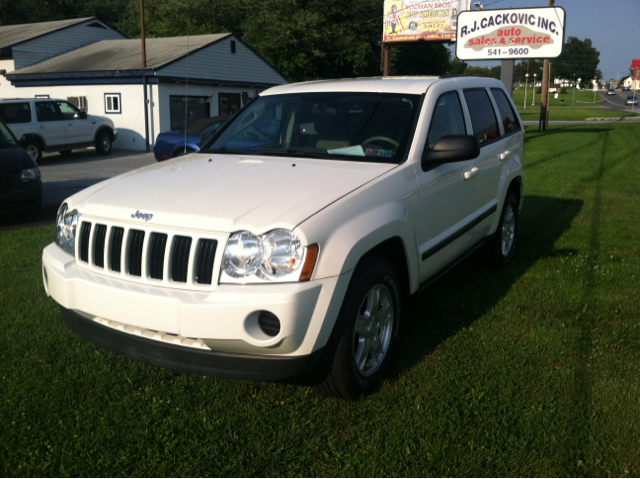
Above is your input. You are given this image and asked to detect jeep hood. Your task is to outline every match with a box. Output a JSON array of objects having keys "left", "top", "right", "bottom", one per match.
[{"left": 71, "top": 153, "right": 395, "bottom": 233}]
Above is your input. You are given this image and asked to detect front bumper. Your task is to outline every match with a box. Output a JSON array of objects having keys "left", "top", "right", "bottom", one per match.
[
  {"left": 60, "top": 306, "right": 324, "bottom": 380},
  {"left": 43, "top": 242, "right": 343, "bottom": 377}
]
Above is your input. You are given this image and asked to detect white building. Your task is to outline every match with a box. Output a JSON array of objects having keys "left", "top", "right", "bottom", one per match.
[{"left": 1, "top": 21, "right": 287, "bottom": 151}]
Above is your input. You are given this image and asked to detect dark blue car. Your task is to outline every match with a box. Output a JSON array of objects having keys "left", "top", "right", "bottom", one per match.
[{"left": 153, "top": 115, "right": 231, "bottom": 162}]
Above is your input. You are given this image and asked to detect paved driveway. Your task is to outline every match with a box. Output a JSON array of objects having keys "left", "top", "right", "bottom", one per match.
[{"left": 1, "top": 148, "right": 156, "bottom": 231}]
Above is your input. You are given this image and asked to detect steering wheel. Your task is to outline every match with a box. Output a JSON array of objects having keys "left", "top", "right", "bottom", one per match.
[
  {"left": 243, "top": 127, "right": 268, "bottom": 141},
  {"left": 362, "top": 136, "right": 399, "bottom": 148}
]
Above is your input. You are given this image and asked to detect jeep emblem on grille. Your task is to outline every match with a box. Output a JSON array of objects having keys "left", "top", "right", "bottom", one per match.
[{"left": 131, "top": 210, "right": 153, "bottom": 221}]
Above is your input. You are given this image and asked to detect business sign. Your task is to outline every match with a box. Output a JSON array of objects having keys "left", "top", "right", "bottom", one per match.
[
  {"left": 455, "top": 7, "right": 566, "bottom": 60},
  {"left": 382, "top": 1, "right": 471, "bottom": 43}
]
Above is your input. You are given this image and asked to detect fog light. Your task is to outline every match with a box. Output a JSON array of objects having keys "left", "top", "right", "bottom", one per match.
[{"left": 257, "top": 311, "right": 281, "bottom": 337}]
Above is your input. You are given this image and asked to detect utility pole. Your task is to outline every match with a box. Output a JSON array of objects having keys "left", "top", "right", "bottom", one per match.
[
  {"left": 539, "top": 0, "right": 554, "bottom": 131},
  {"left": 140, "top": 0, "right": 147, "bottom": 68}
]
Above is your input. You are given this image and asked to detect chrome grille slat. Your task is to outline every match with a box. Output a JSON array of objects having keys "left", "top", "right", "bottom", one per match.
[{"left": 76, "top": 218, "right": 222, "bottom": 291}]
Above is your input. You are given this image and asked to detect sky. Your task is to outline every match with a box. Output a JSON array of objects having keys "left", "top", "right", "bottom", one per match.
[{"left": 455, "top": 0, "right": 639, "bottom": 82}]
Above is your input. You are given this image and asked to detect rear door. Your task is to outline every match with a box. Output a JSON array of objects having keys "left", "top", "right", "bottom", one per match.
[
  {"left": 415, "top": 90, "right": 480, "bottom": 282},
  {"left": 35, "top": 101, "right": 66, "bottom": 147}
]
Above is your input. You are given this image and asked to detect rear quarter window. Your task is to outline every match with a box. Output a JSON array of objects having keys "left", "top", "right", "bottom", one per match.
[
  {"left": 491, "top": 88, "right": 520, "bottom": 134},
  {"left": 463, "top": 89, "right": 499, "bottom": 145},
  {"left": 0, "top": 103, "right": 32, "bottom": 124}
]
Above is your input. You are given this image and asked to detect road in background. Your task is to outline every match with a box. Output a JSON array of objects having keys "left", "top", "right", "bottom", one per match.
[
  {"left": 1, "top": 148, "right": 155, "bottom": 231},
  {"left": 598, "top": 90, "right": 639, "bottom": 113}
]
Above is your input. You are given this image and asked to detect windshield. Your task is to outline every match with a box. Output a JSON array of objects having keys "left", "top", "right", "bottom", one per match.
[
  {"left": 202, "top": 92, "right": 421, "bottom": 163},
  {"left": 0, "top": 121, "right": 17, "bottom": 148}
]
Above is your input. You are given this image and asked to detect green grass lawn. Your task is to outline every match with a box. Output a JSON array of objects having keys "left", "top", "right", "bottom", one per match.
[
  {"left": 2, "top": 124, "right": 640, "bottom": 476},
  {"left": 512, "top": 87, "right": 603, "bottom": 107},
  {"left": 517, "top": 107, "right": 640, "bottom": 122}
]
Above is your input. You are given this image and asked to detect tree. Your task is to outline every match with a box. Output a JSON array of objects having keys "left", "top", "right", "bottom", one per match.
[
  {"left": 448, "top": 57, "right": 467, "bottom": 75},
  {"left": 514, "top": 59, "right": 543, "bottom": 83},
  {"left": 392, "top": 41, "right": 450, "bottom": 76},
  {"left": 552, "top": 37, "right": 600, "bottom": 83}
]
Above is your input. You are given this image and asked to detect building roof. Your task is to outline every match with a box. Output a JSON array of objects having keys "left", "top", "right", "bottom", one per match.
[
  {"left": 0, "top": 17, "right": 94, "bottom": 50},
  {"left": 11, "top": 34, "right": 232, "bottom": 74},
  {"left": 632, "top": 60, "right": 640, "bottom": 69}
]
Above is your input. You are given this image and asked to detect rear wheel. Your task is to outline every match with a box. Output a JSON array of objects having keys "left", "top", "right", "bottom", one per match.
[
  {"left": 95, "top": 130, "right": 113, "bottom": 155},
  {"left": 487, "top": 191, "right": 518, "bottom": 267},
  {"left": 314, "top": 258, "right": 401, "bottom": 400}
]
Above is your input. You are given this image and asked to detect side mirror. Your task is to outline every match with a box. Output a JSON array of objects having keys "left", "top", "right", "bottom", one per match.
[
  {"left": 421, "top": 135, "right": 480, "bottom": 170},
  {"left": 78, "top": 111, "right": 87, "bottom": 120}
]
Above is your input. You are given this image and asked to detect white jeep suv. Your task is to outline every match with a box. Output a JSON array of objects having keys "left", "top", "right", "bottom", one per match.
[
  {"left": 0, "top": 98, "right": 117, "bottom": 162},
  {"left": 42, "top": 76, "right": 524, "bottom": 399}
]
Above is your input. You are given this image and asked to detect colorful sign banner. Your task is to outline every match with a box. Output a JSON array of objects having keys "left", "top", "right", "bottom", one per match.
[
  {"left": 455, "top": 7, "right": 566, "bottom": 60},
  {"left": 382, "top": 1, "right": 471, "bottom": 43}
]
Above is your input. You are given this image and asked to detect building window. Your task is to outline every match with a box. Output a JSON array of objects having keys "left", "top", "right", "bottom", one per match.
[
  {"left": 105, "top": 93, "right": 121, "bottom": 114},
  {"left": 68, "top": 96, "right": 87, "bottom": 111},
  {"left": 218, "top": 93, "right": 241, "bottom": 115},
  {"left": 230, "top": 41, "right": 236, "bottom": 54}
]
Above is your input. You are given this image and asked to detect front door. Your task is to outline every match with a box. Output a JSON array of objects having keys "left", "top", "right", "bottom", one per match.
[
  {"left": 57, "top": 101, "right": 92, "bottom": 145},
  {"left": 415, "top": 90, "right": 480, "bottom": 282},
  {"left": 35, "top": 101, "right": 66, "bottom": 147}
]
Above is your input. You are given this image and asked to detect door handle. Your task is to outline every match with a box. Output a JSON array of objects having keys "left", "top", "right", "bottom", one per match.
[
  {"left": 463, "top": 167, "right": 479, "bottom": 180},
  {"left": 500, "top": 150, "right": 511, "bottom": 161},
  {"left": 39, "top": 125, "right": 45, "bottom": 129}
]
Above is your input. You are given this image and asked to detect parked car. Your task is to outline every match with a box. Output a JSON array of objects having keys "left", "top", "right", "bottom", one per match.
[
  {"left": 0, "top": 117, "right": 41, "bottom": 216},
  {"left": 607, "top": 89, "right": 616, "bottom": 95},
  {"left": 42, "top": 76, "right": 525, "bottom": 400},
  {"left": 0, "top": 99, "right": 117, "bottom": 162},
  {"left": 623, "top": 87, "right": 630, "bottom": 91},
  {"left": 153, "top": 115, "right": 231, "bottom": 161},
  {"left": 626, "top": 96, "right": 638, "bottom": 106}
]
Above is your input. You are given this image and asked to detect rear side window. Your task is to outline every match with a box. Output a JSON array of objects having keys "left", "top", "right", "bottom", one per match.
[
  {"left": 0, "top": 102, "right": 31, "bottom": 124},
  {"left": 491, "top": 88, "right": 520, "bottom": 134},
  {"left": 427, "top": 91, "right": 466, "bottom": 149},
  {"left": 463, "top": 89, "right": 499, "bottom": 145}
]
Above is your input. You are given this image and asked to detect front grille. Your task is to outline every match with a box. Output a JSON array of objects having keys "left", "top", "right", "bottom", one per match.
[
  {"left": 76, "top": 219, "right": 219, "bottom": 288},
  {"left": 0, "top": 170, "right": 18, "bottom": 191}
]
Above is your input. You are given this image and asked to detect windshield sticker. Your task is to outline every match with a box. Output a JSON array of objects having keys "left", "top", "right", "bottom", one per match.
[
  {"left": 327, "top": 145, "right": 365, "bottom": 156},
  {"left": 365, "top": 148, "right": 393, "bottom": 158}
]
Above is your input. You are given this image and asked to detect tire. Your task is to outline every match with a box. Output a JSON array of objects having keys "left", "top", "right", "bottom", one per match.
[
  {"left": 314, "top": 258, "right": 401, "bottom": 400},
  {"left": 58, "top": 150, "right": 72, "bottom": 156},
  {"left": 487, "top": 191, "right": 518, "bottom": 267},
  {"left": 23, "top": 140, "right": 42, "bottom": 163},
  {"left": 95, "top": 130, "right": 113, "bottom": 155}
]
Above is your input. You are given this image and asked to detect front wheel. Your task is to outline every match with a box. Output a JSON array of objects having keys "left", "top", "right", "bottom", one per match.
[
  {"left": 24, "top": 140, "right": 42, "bottom": 163},
  {"left": 95, "top": 130, "right": 113, "bottom": 155},
  {"left": 314, "top": 258, "right": 401, "bottom": 400}
]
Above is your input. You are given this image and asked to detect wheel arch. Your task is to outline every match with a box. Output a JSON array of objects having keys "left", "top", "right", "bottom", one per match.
[
  {"left": 93, "top": 126, "right": 113, "bottom": 143},
  {"left": 22, "top": 132, "right": 46, "bottom": 148}
]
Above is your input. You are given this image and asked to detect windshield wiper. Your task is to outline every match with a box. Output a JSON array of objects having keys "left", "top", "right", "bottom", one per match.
[
  {"left": 204, "top": 147, "right": 247, "bottom": 154},
  {"left": 255, "top": 149, "right": 325, "bottom": 159}
]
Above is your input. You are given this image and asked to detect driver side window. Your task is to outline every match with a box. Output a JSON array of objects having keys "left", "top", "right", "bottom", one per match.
[
  {"left": 57, "top": 101, "right": 81, "bottom": 120},
  {"left": 427, "top": 91, "right": 467, "bottom": 149}
]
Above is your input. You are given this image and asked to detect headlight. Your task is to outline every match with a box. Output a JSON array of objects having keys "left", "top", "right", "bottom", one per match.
[
  {"left": 221, "top": 229, "right": 312, "bottom": 283},
  {"left": 55, "top": 203, "right": 79, "bottom": 255},
  {"left": 21, "top": 167, "right": 40, "bottom": 182}
]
